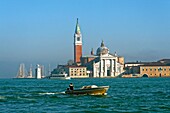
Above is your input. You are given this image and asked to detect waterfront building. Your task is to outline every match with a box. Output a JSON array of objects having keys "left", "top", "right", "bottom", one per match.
[
  {"left": 51, "top": 65, "right": 88, "bottom": 78},
  {"left": 65, "top": 66, "right": 88, "bottom": 78},
  {"left": 140, "top": 62, "right": 170, "bottom": 77},
  {"left": 124, "top": 61, "right": 146, "bottom": 67},
  {"left": 124, "top": 59, "right": 170, "bottom": 77},
  {"left": 123, "top": 61, "right": 147, "bottom": 77},
  {"left": 82, "top": 41, "right": 124, "bottom": 77},
  {"left": 74, "top": 18, "right": 82, "bottom": 65}
]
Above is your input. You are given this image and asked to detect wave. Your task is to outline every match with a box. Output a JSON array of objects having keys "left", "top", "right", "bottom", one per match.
[{"left": 0, "top": 96, "right": 6, "bottom": 100}]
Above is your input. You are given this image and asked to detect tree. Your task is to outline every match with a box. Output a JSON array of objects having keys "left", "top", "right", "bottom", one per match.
[{"left": 67, "top": 60, "right": 74, "bottom": 65}]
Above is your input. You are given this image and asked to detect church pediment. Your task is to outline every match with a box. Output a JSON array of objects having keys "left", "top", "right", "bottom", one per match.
[{"left": 100, "top": 53, "right": 116, "bottom": 58}]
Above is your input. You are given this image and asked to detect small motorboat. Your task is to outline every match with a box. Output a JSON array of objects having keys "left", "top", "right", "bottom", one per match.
[{"left": 65, "top": 85, "right": 109, "bottom": 95}]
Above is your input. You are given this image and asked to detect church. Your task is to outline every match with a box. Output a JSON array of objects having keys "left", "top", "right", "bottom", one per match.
[{"left": 73, "top": 19, "right": 124, "bottom": 78}]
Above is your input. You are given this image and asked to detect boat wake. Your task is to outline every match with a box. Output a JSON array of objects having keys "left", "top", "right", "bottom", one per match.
[{"left": 38, "top": 91, "right": 65, "bottom": 95}]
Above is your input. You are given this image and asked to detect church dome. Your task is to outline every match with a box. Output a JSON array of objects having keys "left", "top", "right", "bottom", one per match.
[{"left": 96, "top": 41, "right": 109, "bottom": 55}]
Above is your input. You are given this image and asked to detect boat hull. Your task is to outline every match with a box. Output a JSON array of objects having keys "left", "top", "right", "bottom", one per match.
[
  {"left": 65, "top": 86, "right": 109, "bottom": 95},
  {"left": 45, "top": 73, "right": 71, "bottom": 80},
  {"left": 47, "top": 76, "right": 71, "bottom": 80}
]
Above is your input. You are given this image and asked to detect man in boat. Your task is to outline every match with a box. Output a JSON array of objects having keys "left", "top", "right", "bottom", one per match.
[{"left": 69, "top": 83, "right": 74, "bottom": 90}]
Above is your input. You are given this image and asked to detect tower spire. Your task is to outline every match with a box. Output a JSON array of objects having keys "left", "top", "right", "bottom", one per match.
[{"left": 75, "top": 18, "right": 81, "bottom": 34}]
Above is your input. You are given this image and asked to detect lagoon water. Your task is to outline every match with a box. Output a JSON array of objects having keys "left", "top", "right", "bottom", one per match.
[{"left": 0, "top": 78, "right": 170, "bottom": 113}]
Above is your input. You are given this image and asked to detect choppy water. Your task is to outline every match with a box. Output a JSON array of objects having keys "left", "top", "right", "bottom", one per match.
[{"left": 0, "top": 78, "right": 170, "bottom": 113}]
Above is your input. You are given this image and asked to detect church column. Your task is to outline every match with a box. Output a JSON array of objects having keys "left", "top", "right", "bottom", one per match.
[
  {"left": 114, "top": 59, "right": 117, "bottom": 76},
  {"left": 110, "top": 59, "right": 113, "bottom": 77},
  {"left": 100, "top": 59, "right": 103, "bottom": 77},
  {"left": 103, "top": 59, "right": 107, "bottom": 77},
  {"left": 93, "top": 61, "right": 96, "bottom": 78},
  {"left": 114, "top": 59, "right": 116, "bottom": 76}
]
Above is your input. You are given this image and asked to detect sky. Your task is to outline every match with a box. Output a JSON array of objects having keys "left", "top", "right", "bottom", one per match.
[{"left": 0, "top": 0, "right": 170, "bottom": 78}]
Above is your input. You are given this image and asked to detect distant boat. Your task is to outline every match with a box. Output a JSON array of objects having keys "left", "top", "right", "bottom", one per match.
[
  {"left": 16, "top": 64, "right": 34, "bottom": 79},
  {"left": 46, "top": 72, "right": 71, "bottom": 80},
  {"left": 16, "top": 63, "right": 27, "bottom": 78},
  {"left": 65, "top": 85, "right": 109, "bottom": 95},
  {"left": 27, "top": 65, "right": 33, "bottom": 78}
]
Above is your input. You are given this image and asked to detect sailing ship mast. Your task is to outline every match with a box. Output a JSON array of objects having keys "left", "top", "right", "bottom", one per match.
[
  {"left": 17, "top": 63, "right": 26, "bottom": 78},
  {"left": 27, "top": 64, "right": 33, "bottom": 78},
  {"left": 48, "top": 64, "right": 51, "bottom": 76}
]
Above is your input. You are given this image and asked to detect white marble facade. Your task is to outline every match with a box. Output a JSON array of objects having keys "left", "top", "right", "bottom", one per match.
[{"left": 92, "top": 41, "right": 124, "bottom": 77}]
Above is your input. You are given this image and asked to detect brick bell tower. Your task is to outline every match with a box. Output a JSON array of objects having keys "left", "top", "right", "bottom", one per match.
[{"left": 74, "top": 18, "right": 82, "bottom": 64}]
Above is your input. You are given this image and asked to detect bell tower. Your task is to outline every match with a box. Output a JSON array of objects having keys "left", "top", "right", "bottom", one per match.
[{"left": 74, "top": 18, "right": 82, "bottom": 64}]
